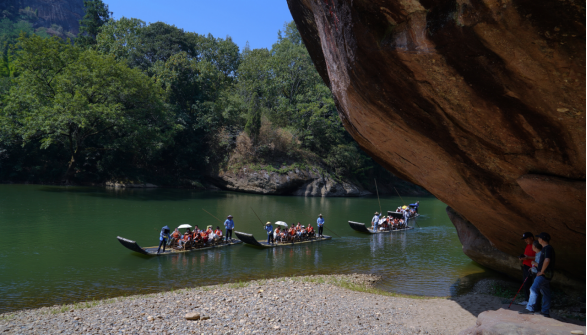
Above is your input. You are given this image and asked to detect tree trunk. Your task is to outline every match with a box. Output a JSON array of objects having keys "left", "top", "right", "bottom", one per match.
[
  {"left": 62, "top": 133, "right": 78, "bottom": 184},
  {"left": 62, "top": 154, "right": 76, "bottom": 184}
]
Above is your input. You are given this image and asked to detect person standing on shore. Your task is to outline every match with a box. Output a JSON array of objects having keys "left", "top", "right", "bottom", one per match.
[
  {"left": 520, "top": 232, "right": 555, "bottom": 317},
  {"left": 372, "top": 212, "right": 380, "bottom": 232},
  {"left": 317, "top": 214, "right": 325, "bottom": 237},
  {"left": 518, "top": 232, "right": 536, "bottom": 306},
  {"left": 224, "top": 215, "right": 234, "bottom": 242}
]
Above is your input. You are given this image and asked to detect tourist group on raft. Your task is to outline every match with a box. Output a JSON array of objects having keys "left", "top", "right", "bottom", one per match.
[
  {"left": 263, "top": 216, "right": 324, "bottom": 245},
  {"left": 156, "top": 214, "right": 327, "bottom": 253},
  {"left": 370, "top": 201, "right": 419, "bottom": 232}
]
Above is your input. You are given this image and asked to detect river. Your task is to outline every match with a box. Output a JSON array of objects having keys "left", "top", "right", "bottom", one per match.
[{"left": 0, "top": 185, "right": 494, "bottom": 313}]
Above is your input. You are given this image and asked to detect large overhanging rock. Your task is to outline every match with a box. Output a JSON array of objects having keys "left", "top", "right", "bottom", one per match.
[{"left": 287, "top": 0, "right": 585, "bottom": 279}]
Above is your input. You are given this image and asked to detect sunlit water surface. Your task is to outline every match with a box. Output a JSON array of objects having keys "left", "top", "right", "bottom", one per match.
[{"left": 0, "top": 185, "right": 495, "bottom": 313}]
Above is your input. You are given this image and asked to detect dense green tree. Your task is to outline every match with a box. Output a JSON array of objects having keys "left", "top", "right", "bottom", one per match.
[
  {"left": 0, "top": 18, "right": 407, "bottom": 188},
  {"left": 128, "top": 22, "right": 196, "bottom": 73},
  {"left": 1, "top": 34, "right": 176, "bottom": 182},
  {"left": 195, "top": 34, "right": 240, "bottom": 77},
  {"left": 227, "top": 22, "right": 366, "bottom": 176},
  {"left": 244, "top": 93, "right": 262, "bottom": 143},
  {"left": 95, "top": 17, "right": 146, "bottom": 61},
  {"left": 76, "top": 0, "right": 110, "bottom": 48}
]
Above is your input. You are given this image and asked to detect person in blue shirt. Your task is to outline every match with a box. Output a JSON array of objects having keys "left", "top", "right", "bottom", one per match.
[
  {"left": 265, "top": 222, "right": 274, "bottom": 244},
  {"left": 224, "top": 215, "right": 235, "bottom": 242},
  {"left": 409, "top": 201, "right": 420, "bottom": 214},
  {"left": 157, "top": 225, "right": 170, "bottom": 254},
  {"left": 317, "top": 214, "right": 325, "bottom": 237},
  {"left": 372, "top": 212, "right": 380, "bottom": 232}
]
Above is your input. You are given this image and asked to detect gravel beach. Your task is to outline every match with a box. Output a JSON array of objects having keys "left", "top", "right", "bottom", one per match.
[{"left": 0, "top": 274, "right": 580, "bottom": 335}]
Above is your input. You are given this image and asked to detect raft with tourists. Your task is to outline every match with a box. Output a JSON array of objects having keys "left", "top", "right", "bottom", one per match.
[
  {"left": 349, "top": 202, "right": 420, "bottom": 234},
  {"left": 235, "top": 221, "right": 331, "bottom": 248},
  {"left": 117, "top": 224, "right": 242, "bottom": 256}
]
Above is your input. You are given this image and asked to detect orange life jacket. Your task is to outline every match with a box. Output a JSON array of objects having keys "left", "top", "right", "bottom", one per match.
[
  {"left": 215, "top": 229, "right": 222, "bottom": 236},
  {"left": 206, "top": 228, "right": 212, "bottom": 234},
  {"left": 172, "top": 231, "right": 180, "bottom": 239}
]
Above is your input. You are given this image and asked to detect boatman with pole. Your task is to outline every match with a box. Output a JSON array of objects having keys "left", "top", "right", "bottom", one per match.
[
  {"left": 317, "top": 214, "right": 325, "bottom": 237},
  {"left": 265, "top": 222, "right": 274, "bottom": 244},
  {"left": 372, "top": 212, "right": 380, "bottom": 232},
  {"left": 224, "top": 215, "right": 234, "bottom": 242},
  {"left": 409, "top": 201, "right": 420, "bottom": 214},
  {"left": 403, "top": 209, "right": 410, "bottom": 228},
  {"left": 157, "top": 225, "right": 170, "bottom": 254}
]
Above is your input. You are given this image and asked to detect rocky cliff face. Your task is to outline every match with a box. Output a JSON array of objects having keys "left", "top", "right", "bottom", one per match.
[
  {"left": 209, "top": 166, "right": 371, "bottom": 197},
  {"left": 1, "top": 0, "right": 84, "bottom": 34},
  {"left": 287, "top": 0, "right": 585, "bottom": 279}
]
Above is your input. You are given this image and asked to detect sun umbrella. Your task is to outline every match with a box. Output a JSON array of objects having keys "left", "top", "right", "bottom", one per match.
[
  {"left": 274, "top": 221, "right": 288, "bottom": 227},
  {"left": 177, "top": 224, "right": 192, "bottom": 229}
]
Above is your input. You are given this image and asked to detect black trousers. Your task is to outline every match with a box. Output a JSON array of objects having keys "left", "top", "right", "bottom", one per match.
[
  {"left": 157, "top": 239, "right": 166, "bottom": 253},
  {"left": 225, "top": 229, "right": 233, "bottom": 240},
  {"left": 318, "top": 226, "right": 323, "bottom": 236}
]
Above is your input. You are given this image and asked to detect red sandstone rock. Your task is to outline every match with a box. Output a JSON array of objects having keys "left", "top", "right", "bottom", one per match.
[
  {"left": 287, "top": 0, "right": 585, "bottom": 279},
  {"left": 459, "top": 308, "right": 586, "bottom": 335}
]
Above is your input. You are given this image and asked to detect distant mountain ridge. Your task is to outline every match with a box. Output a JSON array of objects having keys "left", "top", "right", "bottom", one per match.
[{"left": 1, "top": 0, "right": 84, "bottom": 36}]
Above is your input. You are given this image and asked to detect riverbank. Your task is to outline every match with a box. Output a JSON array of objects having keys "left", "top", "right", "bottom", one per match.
[
  {"left": 2, "top": 274, "right": 584, "bottom": 334},
  {"left": 4, "top": 274, "right": 582, "bottom": 335}
]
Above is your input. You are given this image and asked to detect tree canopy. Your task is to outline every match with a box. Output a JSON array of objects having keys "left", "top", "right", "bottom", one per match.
[
  {"left": 1, "top": 34, "right": 175, "bottom": 181},
  {"left": 0, "top": 18, "right": 394, "bottom": 187}
]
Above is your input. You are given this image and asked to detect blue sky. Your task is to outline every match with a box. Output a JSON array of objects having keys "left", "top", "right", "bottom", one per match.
[{"left": 106, "top": 0, "right": 294, "bottom": 51}]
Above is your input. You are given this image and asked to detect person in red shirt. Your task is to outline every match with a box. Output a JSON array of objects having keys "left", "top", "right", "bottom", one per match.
[
  {"left": 518, "top": 232, "right": 537, "bottom": 306},
  {"left": 307, "top": 224, "right": 315, "bottom": 238}
]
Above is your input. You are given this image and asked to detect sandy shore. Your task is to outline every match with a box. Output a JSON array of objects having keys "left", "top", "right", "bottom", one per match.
[{"left": 0, "top": 274, "right": 582, "bottom": 334}]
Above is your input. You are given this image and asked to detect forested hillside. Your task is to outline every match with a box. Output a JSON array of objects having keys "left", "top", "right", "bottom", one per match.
[{"left": 0, "top": 0, "right": 426, "bottom": 195}]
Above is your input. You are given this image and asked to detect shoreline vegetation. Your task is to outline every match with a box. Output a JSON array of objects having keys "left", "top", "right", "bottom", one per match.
[
  {"left": 1, "top": 274, "right": 584, "bottom": 334},
  {"left": 0, "top": 1, "right": 426, "bottom": 197}
]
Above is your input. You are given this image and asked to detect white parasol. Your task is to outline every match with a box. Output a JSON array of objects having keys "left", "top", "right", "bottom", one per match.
[
  {"left": 177, "top": 224, "right": 192, "bottom": 229},
  {"left": 274, "top": 221, "right": 288, "bottom": 227}
]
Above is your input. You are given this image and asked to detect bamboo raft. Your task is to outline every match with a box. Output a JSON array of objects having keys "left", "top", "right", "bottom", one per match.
[
  {"left": 116, "top": 236, "right": 242, "bottom": 256},
  {"left": 348, "top": 221, "right": 414, "bottom": 234},
  {"left": 234, "top": 231, "right": 331, "bottom": 248}
]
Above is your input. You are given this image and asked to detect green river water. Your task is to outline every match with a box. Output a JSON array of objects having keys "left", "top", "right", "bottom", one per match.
[{"left": 0, "top": 185, "right": 497, "bottom": 313}]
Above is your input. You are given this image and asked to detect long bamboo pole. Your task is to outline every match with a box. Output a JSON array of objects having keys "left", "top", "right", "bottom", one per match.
[
  {"left": 202, "top": 208, "right": 223, "bottom": 223},
  {"left": 374, "top": 178, "right": 382, "bottom": 215},
  {"left": 250, "top": 207, "right": 265, "bottom": 227}
]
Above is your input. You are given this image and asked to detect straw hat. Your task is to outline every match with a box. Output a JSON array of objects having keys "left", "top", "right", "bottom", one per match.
[
  {"left": 318, "top": 213, "right": 323, "bottom": 216},
  {"left": 207, "top": 225, "right": 212, "bottom": 229},
  {"left": 375, "top": 212, "right": 379, "bottom": 215},
  {"left": 265, "top": 222, "right": 272, "bottom": 226},
  {"left": 227, "top": 215, "right": 233, "bottom": 218}
]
